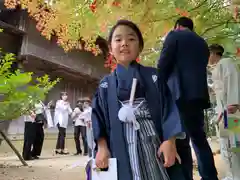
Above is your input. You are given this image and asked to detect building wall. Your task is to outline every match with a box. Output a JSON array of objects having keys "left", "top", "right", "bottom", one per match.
[
  {"left": 5, "top": 14, "right": 108, "bottom": 135},
  {"left": 20, "top": 17, "right": 107, "bottom": 79},
  {"left": 0, "top": 30, "right": 22, "bottom": 54}
]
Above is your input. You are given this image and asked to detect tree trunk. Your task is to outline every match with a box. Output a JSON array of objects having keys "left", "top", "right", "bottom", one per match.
[{"left": 0, "top": 130, "right": 28, "bottom": 166}]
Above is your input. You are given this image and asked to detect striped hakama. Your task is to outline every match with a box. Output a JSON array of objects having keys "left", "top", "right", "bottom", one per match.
[{"left": 123, "top": 98, "right": 169, "bottom": 180}]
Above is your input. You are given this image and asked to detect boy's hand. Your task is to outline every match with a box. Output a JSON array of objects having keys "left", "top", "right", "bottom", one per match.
[{"left": 158, "top": 137, "right": 181, "bottom": 167}]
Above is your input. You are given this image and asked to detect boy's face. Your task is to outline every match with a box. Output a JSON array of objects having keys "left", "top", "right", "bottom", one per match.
[
  {"left": 84, "top": 101, "right": 90, "bottom": 108},
  {"left": 209, "top": 52, "right": 220, "bottom": 65}
]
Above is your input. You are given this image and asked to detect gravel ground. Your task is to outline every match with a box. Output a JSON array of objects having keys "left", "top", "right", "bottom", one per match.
[{"left": 0, "top": 137, "right": 224, "bottom": 180}]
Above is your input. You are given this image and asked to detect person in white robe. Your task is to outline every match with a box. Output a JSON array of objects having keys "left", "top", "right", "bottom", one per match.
[
  {"left": 54, "top": 92, "right": 72, "bottom": 154},
  {"left": 209, "top": 44, "right": 240, "bottom": 180}
]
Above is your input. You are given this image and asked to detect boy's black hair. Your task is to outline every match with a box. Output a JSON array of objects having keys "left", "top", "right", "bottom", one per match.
[
  {"left": 209, "top": 44, "right": 224, "bottom": 57},
  {"left": 174, "top": 17, "right": 194, "bottom": 31},
  {"left": 108, "top": 19, "right": 144, "bottom": 51}
]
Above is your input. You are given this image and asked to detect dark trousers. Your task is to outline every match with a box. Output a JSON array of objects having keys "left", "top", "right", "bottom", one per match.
[
  {"left": 22, "top": 122, "right": 36, "bottom": 160},
  {"left": 176, "top": 105, "right": 218, "bottom": 180},
  {"left": 56, "top": 124, "right": 66, "bottom": 150},
  {"left": 74, "top": 125, "right": 88, "bottom": 154},
  {"left": 31, "top": 123, "right": 44, "bottom": 157},
  {"left": 167, "top": 162, "right": 187, "bottom": 180}
]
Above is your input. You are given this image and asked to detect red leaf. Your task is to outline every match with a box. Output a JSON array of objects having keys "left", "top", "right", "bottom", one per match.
[
  {"left": 175, "top": 8, "right": 181, "bottom": 13},
  {"left": 175, "top": 8, "right": 189, "bottom": 17},
  {"left": 100, "top": 23, "right": 107, "bottom": 32},
  {"left": 180, "top": 11, "right": 189, "bottom": 17},
  {"left": 89, "top": 0, "right": 97, "bottom": 13},
  {"left": 112, "top": 1, "right": 120, "bottom": 7},
  {"left": 234, "top": 119, "right": 239, "bottom": 123},
  {"left": 234, "top": 6, "right": 239, "bottom": 19},
  {"left": 236, "top": 48, "right": 240, "bottom": 56}
]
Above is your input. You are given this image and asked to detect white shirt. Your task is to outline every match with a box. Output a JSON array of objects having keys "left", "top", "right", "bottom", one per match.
[
  {"left": 54, "top": 100, "right": 72, "bottom": 128},
  {"left": 35, "top": 101, "right": 45, "bottom": 114},
  {"left": 24, "top": 115, "right": 34, "bottom": 122},
  {"left": 79, "top": 106, "right": 92, "bottom": 123},
  {"left": 72, "top": 107, "right": 85, "bottom": 126},
  {"left": 24, "top": 102, "right": 45, "bottom": 123},
  {"left": 211, "top": 58, "right": 240, "bottom": 113}
]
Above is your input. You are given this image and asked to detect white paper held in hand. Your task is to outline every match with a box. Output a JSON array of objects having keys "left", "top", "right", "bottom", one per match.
[{"left": 91, "top": 158, "right": 118, "bottom": 180}]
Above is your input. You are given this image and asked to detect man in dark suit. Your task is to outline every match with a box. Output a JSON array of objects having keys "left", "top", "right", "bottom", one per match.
[{"left": 157, "top": 17, "right": 218, "bottom": 180}]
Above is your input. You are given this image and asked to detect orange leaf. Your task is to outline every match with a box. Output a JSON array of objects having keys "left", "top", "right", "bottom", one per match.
[{"left": 236, "top": 48, "right": 240, "bottom": 56}]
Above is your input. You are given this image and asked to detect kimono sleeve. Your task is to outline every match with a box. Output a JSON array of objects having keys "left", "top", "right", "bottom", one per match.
[
  {"left": 91, "top": 89, "right": 107, "bottom": 141},
  {"left": 158, "top": 68, "right": 185, "bottom": 141},
  {"left": 162, "top": 100, "right": 185, "bottom": 140},
  {"left": 161, "top": 82, "right": 185, "bottom": 140}
]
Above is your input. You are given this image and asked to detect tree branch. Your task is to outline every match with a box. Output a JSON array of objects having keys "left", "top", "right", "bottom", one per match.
[
  {"left": 150, "top": 0, "right": 208, "bottom": 23},
  {"left": 200, "top": 19, "right": 237, "bottom": 36},
  {"left": 205, "top": 32, "right": 240, "bottom": 40}
]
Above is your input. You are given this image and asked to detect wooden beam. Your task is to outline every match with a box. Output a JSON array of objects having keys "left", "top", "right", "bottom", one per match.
[{"left": 0, "top": 20, "right": 25, "bottom": 35}]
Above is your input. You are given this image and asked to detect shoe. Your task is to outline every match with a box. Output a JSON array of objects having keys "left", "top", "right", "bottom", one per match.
[
  {"left": 74, "top": 152, "right": 81, "bottom": 156},
  {"left": 59, "top": 151, "right": 69, "bottom": 155},
  {"left": 24, "top": 156, "right": 34, "bottom": 161},
  {"left": 55, "top": 150, "right": 61, "bottom": 154},
  {"left": 83, "top": 152, "right": 88, "bottom": 156},
  {"left": 33, "top": 156, "right": 39, "bottom": 159}
]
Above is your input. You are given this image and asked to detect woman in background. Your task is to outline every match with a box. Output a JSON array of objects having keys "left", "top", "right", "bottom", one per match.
[
  {"left": 22, "top": 112, "right": 36, "bottom": 161},
  {"left": 82, "top": 98, "right": 92, "bottom": 157},
  {"left": 72, "top": 99, "right": 88, "bottom": 156},
  {"left": 31, "top": 100, "right": 47, "bottom": 159},
  {"left": 54, "top": 92, "right": 72, "bottom": 155}
]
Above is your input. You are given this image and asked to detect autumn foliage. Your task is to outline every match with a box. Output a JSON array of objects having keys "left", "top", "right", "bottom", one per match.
[{"left": 4, "top": 0, "right": 239, "bottom": 69}]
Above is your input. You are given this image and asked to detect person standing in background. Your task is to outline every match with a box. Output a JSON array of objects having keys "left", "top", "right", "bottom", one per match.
[
  {"left": 31, "top": 100, "right": 52, "bottom": 159},
  {"left": 22, "top": 112, "right": 36, "bottom": 161},
  {"left": 54, "top": 92, "right": 72, "bottom": 155},
  {"left": 209, "top": 44, "right": 240, "bottom": 180},
  {"left": 82, "top": 98, "right": 93, "bottom": 157},
  {"left": 76, "top": 97, "right": 92, "bottom": 157},
  {"left": 72, "top": 99, "right": 88, "bottom": 156},
  {"left": 157, "top": 17, "right": 218, "bottom": 180}
]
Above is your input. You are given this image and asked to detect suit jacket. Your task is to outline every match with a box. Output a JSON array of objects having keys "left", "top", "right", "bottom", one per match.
[{"left": 158, "top": 29, "right": 210, "bottom": 109}]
